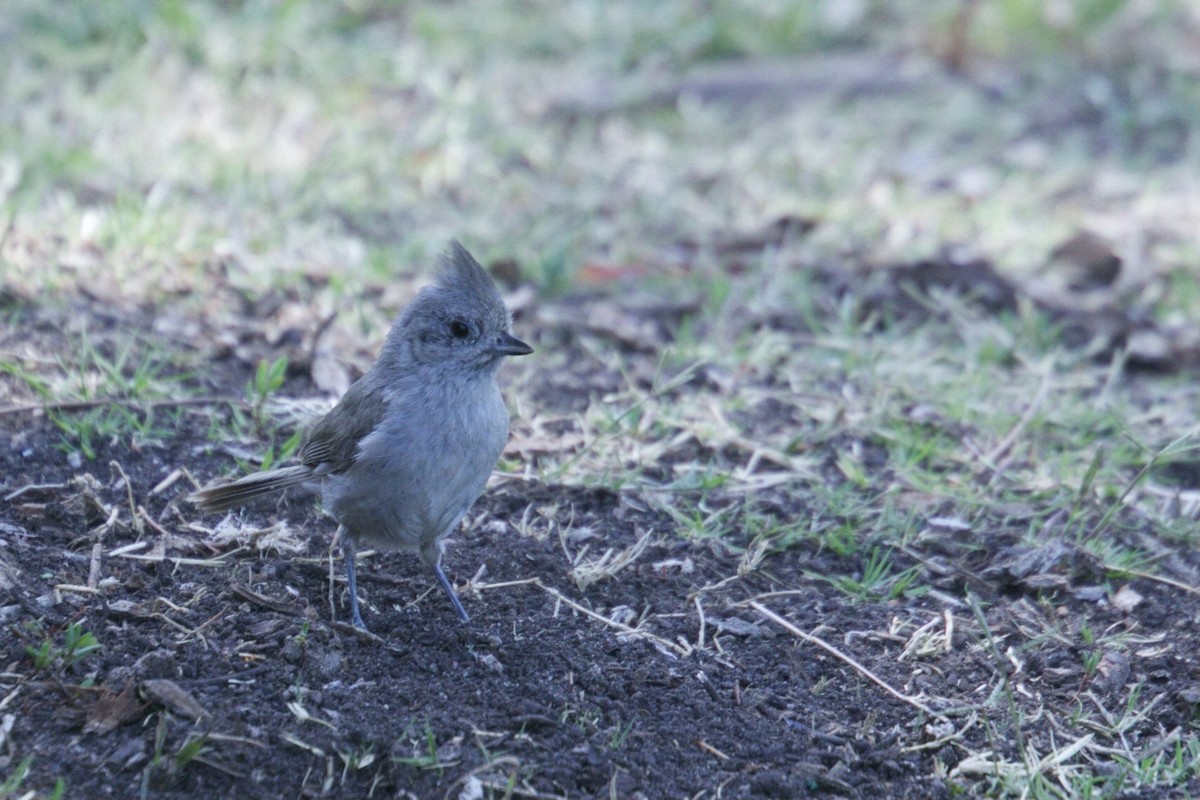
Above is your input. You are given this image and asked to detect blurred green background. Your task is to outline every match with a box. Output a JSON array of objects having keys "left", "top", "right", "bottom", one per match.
[{"left": 1, "top": 0, "right": 1197, "bottom": 302}]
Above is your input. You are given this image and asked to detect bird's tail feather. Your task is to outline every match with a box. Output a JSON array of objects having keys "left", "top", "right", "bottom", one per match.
[{"left": 189, "top": 464, "right": 315, "bottom": 513}]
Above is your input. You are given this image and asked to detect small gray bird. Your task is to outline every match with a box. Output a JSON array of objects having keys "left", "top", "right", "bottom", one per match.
[{"left": 190, "top": 241, "right": 532, "bottom": 630}]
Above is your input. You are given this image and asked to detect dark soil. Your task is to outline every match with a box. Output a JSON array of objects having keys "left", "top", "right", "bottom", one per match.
[{"left": 0, "top": 421, "right": 933, "bottom": 799}]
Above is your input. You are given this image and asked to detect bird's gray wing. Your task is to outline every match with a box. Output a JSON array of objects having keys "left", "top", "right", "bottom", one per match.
[{"left": 300, "top": 378, "right": 389, "bottom": 474}]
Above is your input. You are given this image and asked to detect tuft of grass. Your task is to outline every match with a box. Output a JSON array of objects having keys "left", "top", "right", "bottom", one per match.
[
  {"left": 822, "top": 547, "right": 923, "bottom": 602},
  {"left": 248, "top": 356, "right": 288, "bottom": 432},
  {"left": 607, "top": 721, "right": 634, "bottom": 750},
  {"left": 139, "top": 715, "right": 210, "bottom": 798},
  {"left": 0, "top": 756, "right": 32, "bottom": 799},
  {"left": 392, "top": 720, "right": 451, "bottom": 773},
  {"left": 1, "top": 333, "right": 184, "bottom": 458},
  {"left": 24, "top": 619, "right": 102, "bottom": 674},
  {"left": 338, "top": 743, "right": 377, "bottom": 784},
  {"left": 0, "top": 756, "right": 63, "bottom": 800}
]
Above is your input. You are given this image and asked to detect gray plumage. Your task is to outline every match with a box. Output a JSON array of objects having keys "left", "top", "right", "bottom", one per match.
[{"left": 190, "top": 241, "right": 533, "bottom": 629}]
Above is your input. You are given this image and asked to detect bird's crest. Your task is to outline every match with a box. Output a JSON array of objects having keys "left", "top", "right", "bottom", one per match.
[{"left": 437, "top": 240, "right": 503, "bottom": 308}]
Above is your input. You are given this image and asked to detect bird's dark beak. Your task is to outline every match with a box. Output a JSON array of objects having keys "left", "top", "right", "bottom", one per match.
[{"left": 494, "top": 333, "right": 534, "bottom": 356}]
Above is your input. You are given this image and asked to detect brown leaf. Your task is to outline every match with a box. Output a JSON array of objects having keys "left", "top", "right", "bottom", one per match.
[
  {"left": 577, "top": 262, "right": 650, "bottom": 285},
  {"left": 142, "top": 679, "right": 210, "bottom": 721},
  {"left": 1047, "top": 230, "right": 1121, "bottom": 290},
  {"left": 85, "top": 682, "right": 145, "bottom": 734},
  {"left": 105, "top": 599, "right": 155, "bottom": 618}
]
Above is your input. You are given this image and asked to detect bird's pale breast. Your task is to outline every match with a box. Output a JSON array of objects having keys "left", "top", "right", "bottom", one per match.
[{"left": 325, "top": 373, "right": 509, "bottom": 552}]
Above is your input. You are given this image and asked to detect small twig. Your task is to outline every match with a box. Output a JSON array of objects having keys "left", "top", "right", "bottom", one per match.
[
  {"left": 113, "top": 553, "right": 228, "bottom": 567},
  {"left": 472, "top": 578, "right": 542, "bottom": 591},
  {"left": 89, "top": 505, "right": 120, "bottom": 538},
  {"left": 150, "top": 468, "right": 184, "bottom": 496},
  {"left": 155, "top": 612, "right": 196, "bottom": 636},
  {"left": 0, "top": 687, "right": 22, "bottom": 712},
  {"left": 88, "top": 542, "right": 103, "bottom": 589},
  {"left": 156, "top": 595, "right": 191, "bottom": 614},
  {"left": 328, "top": 526, "right": 341, "bottom": 626},
  {"left": 696, "top": 740, "right": 730, "bottom": 760},
  {"left": 108, "top": 541, "right": 148, "bottom": 557},
  {"left": 900, "top": 712, "right": 980, "bottom": 753},
  {"left": 751, "top": 601, "right": 948, "bottom": 721},
  {"left": 3, "top": 482, "right": 67, "bottom": 502},
  {"left": 282, "top": 734, "right": 325, "bottom": 757},
  {"left": 205, "top": 732, "right": 270, "bottom": 749},
  {"left": 54, "top": 583, "right": 99, "bottom": 594},
  {"left": 179, "top": 604, "right": 227, "bottom": 649},
  {"left": 109, "top": 461, "right": 142, "bottom": 535},
  {"left": 331, "top": 620, "right": 384, "bottom": 642},
  {"left": 694, "top": 595, "right": 707, "bottom": 651},
  {"left": 138, "top": 506, "right": 170, "bottom": 537},
  {"left": 1121, "top": 568, "right": 1200, "bottom": 596}
]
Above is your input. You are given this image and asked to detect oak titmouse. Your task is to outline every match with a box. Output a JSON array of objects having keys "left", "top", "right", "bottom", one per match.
[{"left": 191, "top": 241, "right": 533, "bottom": 630}]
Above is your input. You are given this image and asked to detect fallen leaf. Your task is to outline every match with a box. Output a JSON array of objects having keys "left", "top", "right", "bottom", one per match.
[
  {"left": 577, "top": 262, "right": 650, "bottom": 284},
  {"left": 1046, "top": 230, "right": 1121, "bottom": 290},
  {"left": 106, "top": 599, "right": 154, "bottom": 618},
  {"left": 142, "top": 679, "right": 210, "bottom": 721},
  {"left": 85, "top": 682, "right": 145, "bottom": 734}
]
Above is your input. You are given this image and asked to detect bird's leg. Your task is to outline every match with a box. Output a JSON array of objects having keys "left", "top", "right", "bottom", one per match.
[
  {"left": 433, "top": 561, "right": 470, "bottom": 623},
  {"left": 341, "top": 534, "right": 368, "bottom": 630}
]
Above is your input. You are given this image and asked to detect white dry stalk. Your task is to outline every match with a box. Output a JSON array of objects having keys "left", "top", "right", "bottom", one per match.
[
  {"left": 568, "top": 528, "right": 654, "bottom": 591},
  {"left": 951, "top": 734, "right": 1096, "bottom": 791},
  {"left": 898, "top": 612, "right": 955, "bottom": 662},
  {"left": 0, "top": 712, "right": 14, "bottom": 753},
  {"left": 950, "top": 751, "right": 1024, "bottom": 781},
  {"left": 263, "top": 396, "right": 333, "bottom": 428},
  {"left": 737, "top": 536, "right": 773, "bottom": 578},
  {"left": 208, "top": 516, "right": 308, "bottom": 554},
  {"left": 287, "top": 701, "right": 336, "bottom": 730},
  {"left": 0, "top": 553, "right": 18, "bottom": 591}
]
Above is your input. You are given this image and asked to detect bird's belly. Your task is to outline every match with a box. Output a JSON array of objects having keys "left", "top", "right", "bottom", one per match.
[{"left": 325, "top": 431, "right": 498, "bottom": 552}]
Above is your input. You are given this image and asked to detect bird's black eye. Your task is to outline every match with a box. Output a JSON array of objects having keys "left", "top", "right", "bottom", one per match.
[{"left": 449, "top": 320, "right": 470, "bottom": 339}]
